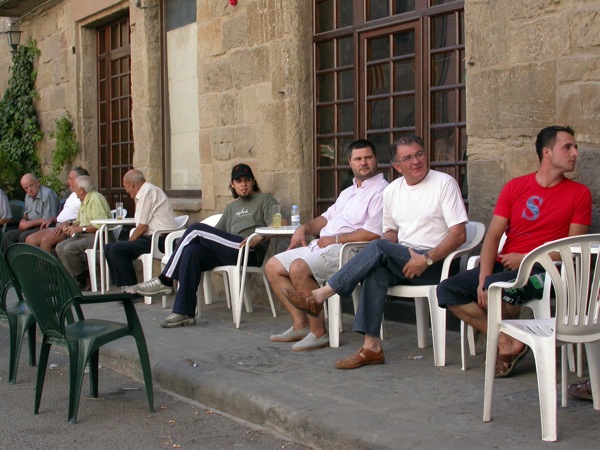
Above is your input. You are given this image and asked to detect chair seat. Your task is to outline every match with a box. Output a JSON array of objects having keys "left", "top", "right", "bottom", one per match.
[
  {"left": 65, "top": 319, "right": 130, "bottom": 340},
  {"left": 502, "top": 318, "right": 555, "bottom": 339}
]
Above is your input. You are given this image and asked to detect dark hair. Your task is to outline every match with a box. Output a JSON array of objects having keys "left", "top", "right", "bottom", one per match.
[
  {"left": 344, "top": 139, "right": 377, "bottom": 162},
  {"left": 71, "top": 166, "right": 89, "bottom": 177},
  {"left": 388, "top": 135, "right": 425, "bottom": 163},
  {"left": 535, "top": 125, "right": 575, "bottom": 161},
  {"left": 229, "top": 179, "right": 261, "bottom": 198}
]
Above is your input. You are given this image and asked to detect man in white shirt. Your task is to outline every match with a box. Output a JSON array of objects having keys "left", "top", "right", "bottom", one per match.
[
  {"left": 265, "top": 140, "right": 389, "bottom": 351},
  {"left": 0, "top": 188, "right": 11, "bottom": 226},
  {"left": 104, "top": 169, "right": 176, "bottom": 294},
  {"left": 25, "top": 167, "right": 88, "bottom": 253},
  {"left": 283, "top": 136, "right": 468, "bottom": 368}
]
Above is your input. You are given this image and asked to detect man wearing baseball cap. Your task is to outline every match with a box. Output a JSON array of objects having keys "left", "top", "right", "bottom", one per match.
[{"left": 133, "top": 163, "right": 281, "bottom": 328}]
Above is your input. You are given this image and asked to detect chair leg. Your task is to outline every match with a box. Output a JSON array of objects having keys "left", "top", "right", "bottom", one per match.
[
  {"left": 414, "top": 297, "right": 429, "bottom": 349},
  {"left": 133, "top": 333, "right": 155, "bottom": 413},
  {"left": 88, "top": 255, "right": 98, "bottom": 292},
  {"left": 427, "top": 292, "right": 446, "bottom": 367},
  {"left": 68, "top": 343, "right": 86, "bottom": 424},
  {"left": 328, "top": 294, "right": 341, "bottom": 348},
  {"left": 532, "top": 342, "right": 558, "bottom": 442},
  {"left": 482, "top": 325, "right": 500, "bottom": 423},
  {"left": 460, "top": 321, "right": 468, "bottom": 371},
  {"left": 35, "top": 341, "right": 52, "bottom": 415},
  {"left": 89, "top": 350, "right": 100, "bottom": 398},
  {"left": 585, "top": 341, "right": 600, "bottom": 411},
  {"left": 259, "top": 271, "right": 277, "bottom": 318}
]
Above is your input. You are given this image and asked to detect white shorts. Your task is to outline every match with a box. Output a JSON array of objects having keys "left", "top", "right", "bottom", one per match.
[{"left": 273, "top": 239, "right": 341, "bottom": 286}]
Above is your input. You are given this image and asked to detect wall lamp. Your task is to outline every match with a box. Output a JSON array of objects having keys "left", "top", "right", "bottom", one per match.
[{"left": 2, "top": 22, "right": 22, "bottom": 54}]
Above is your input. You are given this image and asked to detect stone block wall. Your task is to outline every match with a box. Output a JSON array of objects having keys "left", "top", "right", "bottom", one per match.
[
  {"left": 466, "top": 0, "right": 600, "bottom": 230},
  {"left": 197, "top": 0, "right": 313, "bottom": 220}
]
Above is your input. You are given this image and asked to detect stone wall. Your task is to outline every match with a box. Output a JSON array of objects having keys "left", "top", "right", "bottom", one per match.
[
  {"left": 466, "top": 0, "right": 600, "bottom": 230},
  {"left": 196, "top": 0, "right": 313, "bottom": 221}
]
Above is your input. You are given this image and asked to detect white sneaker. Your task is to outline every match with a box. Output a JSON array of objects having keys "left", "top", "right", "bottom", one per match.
[
  {"left": 292, "top": 332, "right": 329, "bottom": 351},
  {"left": 270, "top": 326, "right": 310, "bottom": 343},
  {"left": 135, "top": 278, "right": 173, "bottom": 296},
  {"left": 160, "top": 313, "right": 196, "bottom": 328}
]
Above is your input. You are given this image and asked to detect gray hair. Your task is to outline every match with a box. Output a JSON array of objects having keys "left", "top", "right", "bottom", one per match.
[{"left": 75, "top": 175, "right": 96, "bottom": 192}]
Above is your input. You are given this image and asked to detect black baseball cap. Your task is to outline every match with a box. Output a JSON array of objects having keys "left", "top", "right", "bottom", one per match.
[{"left": 231, "top": 163, "right": 254, "bottom": 181}]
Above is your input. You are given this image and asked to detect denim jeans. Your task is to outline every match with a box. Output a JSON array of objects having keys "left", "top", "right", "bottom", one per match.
[{"left": 327, "top": 239, "right": 443, "bottom": 337}]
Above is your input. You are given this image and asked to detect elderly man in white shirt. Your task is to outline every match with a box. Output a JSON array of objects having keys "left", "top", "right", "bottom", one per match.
[
  {"left": 265, "top": 139, "right": 389, "bottom": 352},
  {"left": 25, "top": 167, "right": 88, "bottom": 253},
  {"left": 104, "top": 169, "right": 176, "bottom": 296}
]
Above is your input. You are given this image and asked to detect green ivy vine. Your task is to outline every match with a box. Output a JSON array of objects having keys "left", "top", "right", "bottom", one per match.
[
  {"left": 0, "top": 39, "right": 42, "bottom": 198},
  {"left": 44, "top": 112, "right": 80, "bottom": 195}
]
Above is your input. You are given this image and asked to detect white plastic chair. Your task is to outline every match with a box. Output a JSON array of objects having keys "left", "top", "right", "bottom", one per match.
[
  {"left": 327, "top": 222, "right": 485, "bottom": 365},
  {"left": 137, "top": 215, "right": 189, "bottom": 304},
  {"left": 384, "top": 221, "right": 485, "bottom": 366},
  {"left": 483, "top": 234, "right": 600, "bottom": 442},
  {"left": 86, "top": 209, "right": 126, "bottom": 292}
]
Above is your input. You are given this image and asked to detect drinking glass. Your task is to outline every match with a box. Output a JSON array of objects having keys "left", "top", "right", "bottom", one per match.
[
  {"left": 115, "top": 202, "right": 124, "bottom": 220},
  {"left": 272, "top": 205, "right": 281, "bottom": 228}
]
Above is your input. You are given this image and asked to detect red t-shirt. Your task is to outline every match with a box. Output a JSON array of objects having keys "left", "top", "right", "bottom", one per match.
[{"left": 494, "top": 173, "right": 592, "bottom": 256}]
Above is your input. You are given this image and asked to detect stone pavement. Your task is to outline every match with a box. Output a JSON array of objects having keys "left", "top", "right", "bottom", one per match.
[{"left": 21, "top": 295, "right": 600, "bottom": 448}]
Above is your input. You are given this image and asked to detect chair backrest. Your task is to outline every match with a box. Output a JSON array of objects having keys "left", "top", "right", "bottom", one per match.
[
  {"left": 8, "top": 200, "right": 25, "bottom": 225},
  {"left": 514, "top": 234, "right": 600, "bottom": 342},
  {"left": 201, "top": 214, "right": 222, "bottom": 227},
  {"left": 0, "top": 251, "right": 24, "bottom": 315},
  {"left": 174, "top": 215, "right": 189, "bottom": 228},
  {"left": 5, "top": 244, "right": 83, "bottom": 335},
  {"left": 441, "top": 221, "right": 486, "bottom": 279}
]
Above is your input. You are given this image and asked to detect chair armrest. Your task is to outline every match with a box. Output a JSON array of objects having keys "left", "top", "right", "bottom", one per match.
[
  {"left": 466, "top": 255, "right": 481, "bottom": 271},
  {"left": 164, "top": 229, "right": 186, "bottom": 259},
  {"left": 77, "top": 292, "right": 133, "bottom": 304},
  {"left": 339, "top": 241, "right": 369, "bottom": 269}
]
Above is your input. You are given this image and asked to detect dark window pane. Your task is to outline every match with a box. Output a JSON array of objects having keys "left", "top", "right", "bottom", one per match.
[
  {"left": 367, "top": 63, "right": 390, "bottom": 95},
  {"left": 459, "top": 11, "right": 464, "bottom": 45},
  {"left": 317, "top": 41, "right": 335, "bottom": 70},
  {"left": 338, "top": 70, "right": 355, "bottom": 100},
  {"left": 166, "top": 0, "right": 196, "bottom": 31},
  {"left": 337, "top": 136, "right": 355, "bottom": 163},
  {"left": 318, "top": 170, "right": 336, "bottom": 199},
  {"left": 338, "top": 1, "right": 353, "bottom": 28},
  {"left": 395, "top": 0, "right": 415, "bottom": 14},
  {"left": 315, "top": 0, "right": 334, "bottom": 33},
  {"left": 368, "top": 99, "right": 390, "bottom": 130},
  {"left": 367, "top": 36, "right": 390, "bottom": 62},
  {"left": 393, "top": 95, "right": 415, "bottom": 128},
  {"left": 366, "top": 133, "right": 392, "bottom": 163},
  {"left": 367, "top": 0, "right": 390, "bottom": 21},
  {"left": 430, "top": 0, "right": 460, "bottom": 6},
  {"left": 318, "top": 139, "right": 335, "bottom": 166},
  {"left": 431, "top": 14, "right": 457, "bottom": 49},
  {"left": 432, "top": 52, "right": 457, "bottom": 86},
  {"left": 394, "top": 59, "right": 415, "bottom": 92},
  {"left": 338, "top": 103, "right": 354, "bottom": 133},
  {"left": 337, "top": 37, "right": 354, "bottom": 67},
  {"left": 317, "top": 106, "right": 334, "bottom": 134},
  {"left": 393, "top": 29, "right": 415, "bottom": 56},
  {"left": 317, "top": 72, "right": 335, "bottom": 102},
  {"left": 432, "top": 129, "right": 456, "bottom": 162},
  {"left": 431, "top": 90, "right": 457, "bottom": 124}
]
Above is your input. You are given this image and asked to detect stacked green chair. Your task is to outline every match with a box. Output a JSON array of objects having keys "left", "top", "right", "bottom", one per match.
[
  {"left": 0, "top": 200, "right": 25, "bottom": 248},
  {"left": 0, "top": 250, "right": 36, "bottom": 384},
  {"left": 5, "top": 243, "right": 154, "bottom": 424}
]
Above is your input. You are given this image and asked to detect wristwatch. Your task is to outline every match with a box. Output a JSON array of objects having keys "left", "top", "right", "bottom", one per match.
[
  {"left": 424, "top": 252, "right": 433, "bottom": 266},
  {"left": 81, "top": 226, "right": 87, "bottom": 233}
]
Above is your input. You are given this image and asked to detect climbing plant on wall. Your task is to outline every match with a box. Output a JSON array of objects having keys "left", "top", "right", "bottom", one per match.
[
  {"left": 44, "top": 112, "right": 80, "bottom": 196},
  {"left": 0, "top": 39, "right": 42, "bottom": 197}
]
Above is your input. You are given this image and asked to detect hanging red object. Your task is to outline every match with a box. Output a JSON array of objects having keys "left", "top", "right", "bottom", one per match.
[{"left": 229, "top": 0, "right": 237, "bottom": 5}]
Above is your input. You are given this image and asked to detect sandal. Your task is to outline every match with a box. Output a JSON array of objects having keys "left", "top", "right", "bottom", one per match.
[
  {"left": 567, "top": 379, "right": 593, "bottom": 401},
  {"left": 495, "top": 346, "right": 529, "bottom": 378}
]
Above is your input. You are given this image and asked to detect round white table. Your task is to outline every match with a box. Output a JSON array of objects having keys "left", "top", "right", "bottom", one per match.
[{"left": 91, "top": 218, "right": 136, "bottom": 293}]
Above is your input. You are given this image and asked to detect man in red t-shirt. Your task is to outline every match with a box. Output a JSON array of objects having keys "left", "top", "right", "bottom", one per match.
[{"left": 437, "top": 125, "right": 592, "bottom": 377}]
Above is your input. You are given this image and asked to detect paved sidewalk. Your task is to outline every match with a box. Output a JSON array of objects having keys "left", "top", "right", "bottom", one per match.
[{"left": 40, "top": 295, "right": 600, "bottom": 448}]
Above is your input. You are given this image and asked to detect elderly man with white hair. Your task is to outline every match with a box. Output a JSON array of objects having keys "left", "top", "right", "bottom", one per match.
[{"left": 55, "top": 175, "right": 111, "bottom": 290}]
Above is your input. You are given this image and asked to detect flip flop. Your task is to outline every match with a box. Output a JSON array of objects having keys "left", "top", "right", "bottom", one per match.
[
  {"left": 495, "top": 346, "right": 529, "bottom": 378},
  {"left": 567, "top": 379, "right": 593, "bottom": 401}
]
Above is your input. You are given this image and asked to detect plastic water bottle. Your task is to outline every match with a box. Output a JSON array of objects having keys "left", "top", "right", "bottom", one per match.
[{"left": 291, "top": 205, "right": 301, "bottom": 227}]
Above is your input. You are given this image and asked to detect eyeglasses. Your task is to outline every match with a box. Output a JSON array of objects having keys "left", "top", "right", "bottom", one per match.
[{"left": 396, "top": 150, "right": 426, "bottom": 164}]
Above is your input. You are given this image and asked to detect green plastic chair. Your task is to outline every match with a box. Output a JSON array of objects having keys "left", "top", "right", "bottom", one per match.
[
  {"left": 1, "top": 200, "right": 25, "bottom": 248},
  {"left": 5, "top": 243, "right": 154, "bottom": 424},
  {"left": 0, "top": 250, "right": 36, "bottom": 384}
]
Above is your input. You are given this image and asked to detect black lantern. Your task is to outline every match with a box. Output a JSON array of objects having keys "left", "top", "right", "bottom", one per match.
[{"left": 4, "top": 22, "right": 22, "bottom": 54}]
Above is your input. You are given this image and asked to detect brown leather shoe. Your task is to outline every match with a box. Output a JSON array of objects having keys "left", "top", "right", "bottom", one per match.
[
  {"left": 335, "top": 347, "right": 385, "bottom": 370},
  {"left": 281, "top": 289, "right": 323, "bottom": 317}
]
